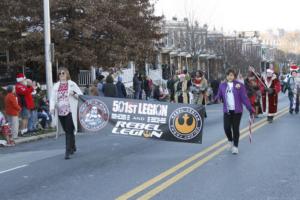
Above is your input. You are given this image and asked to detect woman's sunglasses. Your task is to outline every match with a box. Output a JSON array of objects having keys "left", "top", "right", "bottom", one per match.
[{"left": 58, "top": 71, "right": 65, "bottom": 75}]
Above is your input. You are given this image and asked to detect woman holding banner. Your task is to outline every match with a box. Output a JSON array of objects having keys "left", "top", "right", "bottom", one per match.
[
  {"left": 50, "top": 68, "right": 83, "bottom": 160},
  {"left": 215, "top": 69, "right": 254, "bottom": 155}
]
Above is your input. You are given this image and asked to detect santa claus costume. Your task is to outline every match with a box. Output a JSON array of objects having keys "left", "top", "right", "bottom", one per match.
[
  {"left": 15, "top": 73, "right": 34, "bottom": 135},
  {"left": 261, "top": 69, "right": 281, "bottom": 123}
]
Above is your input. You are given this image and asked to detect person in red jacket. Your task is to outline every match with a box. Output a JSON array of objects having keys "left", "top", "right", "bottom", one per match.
[
  {"left": 5, "top": 85, "right": 21, "bottom": 139},
  {"left": 15, "top": 73, "right": 35, "bottom": 135},
  {"left": 260, "top": 69, "right": 281, "bottom": 123}
]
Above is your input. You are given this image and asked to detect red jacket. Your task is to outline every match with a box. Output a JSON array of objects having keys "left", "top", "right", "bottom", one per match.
[
  {"left": 15, "top": 83, "right": 35, "bottom": 110},
  {"left": 5, "top": 93, "right": 21, "bottom": 116}
]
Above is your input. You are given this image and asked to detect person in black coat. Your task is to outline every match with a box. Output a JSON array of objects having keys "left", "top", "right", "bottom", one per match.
[
  {"left": 167, "top": 75, "right": 177, "bottom": 102},
  {"left": 103, "top": 75, "right": 117, "bottom": 97},
  {"left": 210, "top": 79, "right": 220, "bottom": 103},
  {"left": 116, "top": 76, "right": 127, "bottom": 98},
  {"left": 133, "top": 72, "right": 142, "bottom": 99}
]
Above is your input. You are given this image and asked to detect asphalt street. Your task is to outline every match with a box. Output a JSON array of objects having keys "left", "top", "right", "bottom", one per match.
[{"left": 1, "top": 94, "right": 298, "bottom": 200}]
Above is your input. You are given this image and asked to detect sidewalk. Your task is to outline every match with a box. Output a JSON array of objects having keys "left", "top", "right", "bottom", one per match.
[{"left": 14, "top": 131, "right": 57, "bottom": 145}]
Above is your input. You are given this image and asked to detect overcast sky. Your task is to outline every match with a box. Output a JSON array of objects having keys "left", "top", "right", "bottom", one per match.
[{"left": 155, "top": 0, "right": 300, "bottom": 32}]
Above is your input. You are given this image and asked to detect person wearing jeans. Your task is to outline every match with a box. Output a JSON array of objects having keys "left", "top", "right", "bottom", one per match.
[
  {"left": 50, "top": 67, "right": 82, "bottom": 160},
  {"left": 215, "top": 69, "right": 253, "bottom": 154},
  {"left": 4, "top": 85, "right": 21, "bottom": 139},
  {"left": 284, "top": 68, "right": 300, "bottom": 114}
]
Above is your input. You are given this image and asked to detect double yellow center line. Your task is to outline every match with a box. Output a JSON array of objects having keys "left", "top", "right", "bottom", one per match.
[{"left": 116, "top": 108, "right": 289, "bottom": 200}]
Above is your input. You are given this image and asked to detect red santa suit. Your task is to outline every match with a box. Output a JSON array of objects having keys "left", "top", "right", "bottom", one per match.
[
  {"left": 15, "top": 73, "right": 35, "bottom": 110},
  {"left": 260, "top": 69, "right": 281, "bottom": 118}
]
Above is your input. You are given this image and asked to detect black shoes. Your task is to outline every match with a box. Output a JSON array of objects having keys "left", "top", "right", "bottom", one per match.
[
  {"left": 65, "top": 146, "right": 76, "bottom": 159},
  {"left": 65, "top": 152, "right": 70, "bottom": 160},
  {"left": 267, "top": 116, "right": 273, "bottom": 123},
  {"left": 70, "top": 146, "right": 76, "bottom": 155},
  {"left": 289, "top": 109, "right": 299, "bottom": 114}
]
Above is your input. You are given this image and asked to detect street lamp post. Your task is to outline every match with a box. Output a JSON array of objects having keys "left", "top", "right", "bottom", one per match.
[{"left": 43, "top": 0, "right": 53, "bottom": 99}]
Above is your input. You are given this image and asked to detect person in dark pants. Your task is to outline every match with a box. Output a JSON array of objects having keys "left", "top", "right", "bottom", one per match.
[
  {"left": 133, "top": 72, "right": 142, "bottom": 99},
  {"left": 50, "top": 67, "right": 83, "bottom": 160},
  {"left": 283, "top": 67, "right": 300, "bottom": 114},
  {"left": 139, "top": 74, "right": 144, "bottom": 99},
  {"left": 215, "top": 69, "right": 253, "bottom": 155},
  {"left": 167, "top": 75, "right": 177, "bottom": 102},
  {"left": 59, "top": 114, "right": 75, "bottom": 159},
  {"left": 211, "top": 79, "right": 220, "bottom": 103},
  {"left": 116, "top": 76, "right": 127, "bottom": 98},
  {"left": 103, "top": 75, "right": 118, "bottom": 97}
]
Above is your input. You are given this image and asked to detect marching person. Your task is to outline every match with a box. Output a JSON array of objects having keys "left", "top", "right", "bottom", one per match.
[
  {"left": 167, "top": 75, "right": 177, "bottom": 102},
  {"left": 260, "top": 68, "right": 281, "bottom": 123},
  {"left": 283, "top": 65, "right": 300, "bottom": 114},
  {"left": 215, "top": 69, "right": 253, "bottom": 154},
  {"left": 245, "top": 69, "right": 263, "bottom": 117},
  {"left": 50, "top": 67, "right": 83, "bottom": 160},
  {"left": 174, "top": 74, "right": 189, "bottom": 104}
]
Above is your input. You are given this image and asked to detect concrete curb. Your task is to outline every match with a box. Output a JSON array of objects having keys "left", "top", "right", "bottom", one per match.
[{"left": 14, "top": 132, "right": 57, "bottom": 145}]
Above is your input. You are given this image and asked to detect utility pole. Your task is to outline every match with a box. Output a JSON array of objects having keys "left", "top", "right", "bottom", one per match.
[{"left": 43, "top": 0, "right": 53, "bottom": 99}]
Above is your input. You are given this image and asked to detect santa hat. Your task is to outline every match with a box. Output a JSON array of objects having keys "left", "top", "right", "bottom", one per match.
[
  {"left": 290, "top": 65, "right": 299, "bottom": 72},
  {"left": 16, "top": 73, "right": 26, "bottom": 82},
  {"left": 266, "top": 68, "right": 274, "bottom": 74}
]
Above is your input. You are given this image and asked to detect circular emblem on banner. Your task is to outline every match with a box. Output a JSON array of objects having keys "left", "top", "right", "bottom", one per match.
[
  {"left": 79, "top": 99, "right": 109, "bottom": 132},
  {"left": 169, "top": 107, "right": 202, "bottom": 141}
]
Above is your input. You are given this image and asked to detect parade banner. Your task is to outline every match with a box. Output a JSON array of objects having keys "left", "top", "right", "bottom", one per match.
[{"left": 78, "top": 96, "right": 204, "bottom": 143}]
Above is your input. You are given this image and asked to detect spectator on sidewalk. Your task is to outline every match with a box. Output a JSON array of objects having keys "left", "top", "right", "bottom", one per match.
[
  {"left": 139, "top": 74, "right": 144, "bottom": 99},
  {"left": 0, "top": 87, "right": 7, "bottom": 111},
  {"left": 4, "top": 85, "right": 21, "bottom": 139},
  {"left": 83, "top": 84, "right": 89, "bottom": 95},
  {"left": 116, "top": 76, "right": 127, "bottom": 98},
  {"left": 103, "top": 75, "right": 118, "bottom": 97},
  {"left": 144, "top": 76, "right": 153, "bottom": 100},
  {"left": 153, "top": 84, "right": 169, "bottom": 102},
  {"left": 97, "top": 75, "right": 105, "bottom": 97},
  {"left": 15, "top": 73, "right": 35, "bottom": 136},
  {"left": 167, "top": 75, "right": 177, "bottom": 102},
  {"left": 0, "top": 111, "right": 15, "bottom": 146},
  {"left": 133, "top": 72, "right": 142, "bottom": 99},
  {"left": 38, "top": 95, "right": 52, "bottom": 129},
  {"left": 50, "top": 67, "right": 83, "bottom": 160},
  {"left": 89, "top": 80, "right": 99, "bottom": 96},
  {"left": 27, "top": 79, "right": 38, "bottom": 133}
]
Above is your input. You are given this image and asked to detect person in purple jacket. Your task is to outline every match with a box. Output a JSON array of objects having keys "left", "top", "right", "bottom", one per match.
[{"left": 216, "top": 69, "right": 254, "bottom": 154}]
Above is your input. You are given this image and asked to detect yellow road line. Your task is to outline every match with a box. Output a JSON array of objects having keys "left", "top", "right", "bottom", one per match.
[
  {"left": 116, "top": 139, "right": 227, "bottom": 200},
  {"left": 116, "top": 108, "right": 288, "bottom": 200},
  {"left": 137, "top": 145, "right": 228, "bottom": 200},
  {"left": 137, "top": 109, "right": 289, "bottom": 199}
]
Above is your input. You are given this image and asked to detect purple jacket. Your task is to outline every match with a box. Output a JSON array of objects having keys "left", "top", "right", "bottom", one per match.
[{"left": 215, "top": 80, "right": 253, "bottom": 113}]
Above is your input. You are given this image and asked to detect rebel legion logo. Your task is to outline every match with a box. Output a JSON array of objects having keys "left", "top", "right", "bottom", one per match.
[
  {"left": 79, "top": 99, "right": 109, "bottom": 132},
  {"left": 169, "top": 107, "right": 202, "bottom": 140}
]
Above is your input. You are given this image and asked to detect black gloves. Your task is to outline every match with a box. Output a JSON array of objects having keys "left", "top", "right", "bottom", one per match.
[{"left": 264, "top": 87, "right": 274, "bottom": 94}]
